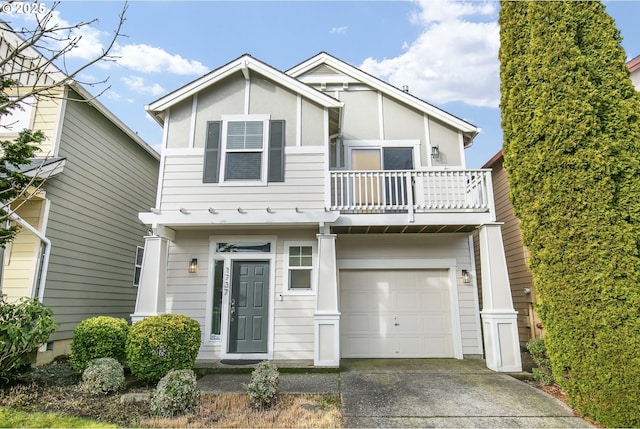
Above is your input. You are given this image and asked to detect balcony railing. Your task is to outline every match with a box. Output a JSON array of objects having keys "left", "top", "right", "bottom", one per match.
[{"left": 329, "top": 169, "right": 493, "bottom": 221}]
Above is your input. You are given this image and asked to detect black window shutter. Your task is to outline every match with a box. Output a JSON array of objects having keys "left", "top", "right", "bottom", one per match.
[
  {"left": 203, "top": 121, "right": 222, "bottom": 183},
  {"left": 268, "top": 120, "right": 285, "bottom": 182}
]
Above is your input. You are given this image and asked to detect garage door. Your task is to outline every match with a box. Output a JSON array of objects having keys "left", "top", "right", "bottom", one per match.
[{"left": 340, "top": 269, "right": 454, "bottom": 358}]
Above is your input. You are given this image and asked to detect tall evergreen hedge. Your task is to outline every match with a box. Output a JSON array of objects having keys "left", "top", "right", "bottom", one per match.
[{"left": 499, "top": 1, "right": 640, "bottom": 426}]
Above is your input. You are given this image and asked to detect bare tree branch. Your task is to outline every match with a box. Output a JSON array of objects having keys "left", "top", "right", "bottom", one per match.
[{"left": 0, "top": 1, "right": 128, "bottom": 110}]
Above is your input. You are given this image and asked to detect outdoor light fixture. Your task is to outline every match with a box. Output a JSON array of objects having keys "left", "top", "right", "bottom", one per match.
[
  {"left": 462, "top": 269, "right": 471, "bottom": 284},
  {"left": 431, "top": 145, "right": 440, "bottom": 159},
  {"left": 189, "top": 258, "right": 198, "bottom": 274}
]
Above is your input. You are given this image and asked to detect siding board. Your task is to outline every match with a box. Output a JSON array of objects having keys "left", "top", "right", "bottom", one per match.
[{"left": 42, "top": 90, "right": 158, "bottom": 341}]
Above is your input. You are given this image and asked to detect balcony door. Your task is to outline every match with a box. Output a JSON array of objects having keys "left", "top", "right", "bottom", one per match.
[
  {"left": 351, "top": 147, "right": 413, "bottom": 207},
  {"left": 352, "top": 149, "right": 382, "bottom": 205}
]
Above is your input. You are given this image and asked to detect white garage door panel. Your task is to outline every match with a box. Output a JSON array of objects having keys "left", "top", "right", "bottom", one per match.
[{"left": 340, "top": 269, "right": 454, "bottom": 358}]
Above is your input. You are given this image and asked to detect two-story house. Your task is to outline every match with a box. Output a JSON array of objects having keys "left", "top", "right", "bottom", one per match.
[
  {"left": 0, "top": 23, "right": 160, "bottom": 362},
  {"left": 133, "top": 52, "right": 521, "bottom": 372}
]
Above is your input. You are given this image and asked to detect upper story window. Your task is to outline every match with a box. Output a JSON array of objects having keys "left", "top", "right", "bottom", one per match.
[
  {"left": 203, "top": 114, "right": 285, "bottom": 185},
  {"left": 224, "top": 120, "right": 265, "bottom": 181},
  {"left": 0, "top": 96, "right": 35, "bottom": 133}
]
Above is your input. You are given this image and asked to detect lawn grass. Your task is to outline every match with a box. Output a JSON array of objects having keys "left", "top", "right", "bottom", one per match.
[
  {"left": 0, "top": 358, "right": 342, "bottom": 428},
  {"left": 0, "top": 406, "right": 116, "bottom": 428}
]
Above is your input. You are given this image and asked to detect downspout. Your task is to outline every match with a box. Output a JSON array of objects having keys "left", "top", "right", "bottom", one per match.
[{"left": 6, "top": 208, "right": 51, "bottom": 302}]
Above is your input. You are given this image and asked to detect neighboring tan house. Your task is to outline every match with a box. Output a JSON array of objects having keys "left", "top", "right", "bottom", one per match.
[
  {"left": 629, "top": 54, "right": 640, "bottom": 90},
  {"left": 0, "top": 24, "right": 160, "bottom": 362},
  {"left": 133, "top": 52, "right": 522, "bottom": 372},
  {"left": 479, "top": 54, "right": 640, "bottom": 347}
]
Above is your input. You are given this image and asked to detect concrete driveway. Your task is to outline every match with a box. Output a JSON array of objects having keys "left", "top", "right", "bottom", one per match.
[{"left": 340, "top": 359, "right": 593, "bottom": 428}]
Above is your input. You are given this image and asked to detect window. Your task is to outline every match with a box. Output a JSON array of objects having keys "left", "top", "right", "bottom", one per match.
[
  {"left": 210, "top": 260, "right": 224, "bottom": 339},
  {"left": 0, "top": 96, "right": 35, "bottom": 133},
  {"left": 285, "top": 242, "right": 316, "bottom": 293},
  {"left": 203, "top": 116, "right": 285, "bottom": 184},
  {"left": 216, "top": 242, "right": 271, "bottom": 253},
  {"left": 133, "top": 246, "right": 144, "bottom": 286},
  {"left": 224, "top": 120, "right": 264, "bottom": 180}
]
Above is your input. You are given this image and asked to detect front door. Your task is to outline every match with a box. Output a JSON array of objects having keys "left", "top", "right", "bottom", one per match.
[{"left": 228, "top": 260, "right": 270, "bottom": 353}]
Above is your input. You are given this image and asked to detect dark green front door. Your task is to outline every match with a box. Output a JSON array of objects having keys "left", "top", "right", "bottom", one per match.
[{"left": 229, "top": 260, "right": 269, "bottom": 353}]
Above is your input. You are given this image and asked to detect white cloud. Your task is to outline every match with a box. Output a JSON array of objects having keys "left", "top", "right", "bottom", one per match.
[
  {"left": 360, "top": 0, "right": 500, "bottom": 108},
  {"left": 12, "top": 9, "right": 208, "bottom": 77},
  {"left": 111, "top": 43, "right": 209, "bottom": 75},
  {"left": 121, "top": 76, "right": 166, "bottom": 96},
  {"left": 104, "top": 89, "right": 134, "bottom": 104},
  {"left": 330, "top": 26, "right": 348, "bottom": 35},
  {"left": 13, "top": 9, "right": 108, "bottom": 60}
]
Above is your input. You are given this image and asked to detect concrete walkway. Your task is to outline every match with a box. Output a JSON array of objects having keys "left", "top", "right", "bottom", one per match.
[{"left": 197, "top": 358, "right": 593, "bottom": 428}]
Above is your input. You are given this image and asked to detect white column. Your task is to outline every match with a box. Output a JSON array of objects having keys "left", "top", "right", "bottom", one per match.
[
  {"left": 131, "top": 234, "right": 170, "bottom": 323},
  {"left": 478, "top": 223, "right": 522, "bottom": 372},
  {"left": 314, "top": 233, "right": 340, "bottom": 367}
]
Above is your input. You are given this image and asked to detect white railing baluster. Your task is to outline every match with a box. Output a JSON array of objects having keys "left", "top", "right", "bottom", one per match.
[{"left": 328, "top": 169, "right": 492, "bottom": 215}]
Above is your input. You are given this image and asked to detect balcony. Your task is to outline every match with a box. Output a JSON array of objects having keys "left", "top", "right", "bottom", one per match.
[{"left": 328, "top": 169, "right": 494, "bottom": 222}]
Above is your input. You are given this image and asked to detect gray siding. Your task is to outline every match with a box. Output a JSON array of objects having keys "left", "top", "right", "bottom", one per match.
[{"left": 42, "top": 89, "right": 159, "bottom": 340}]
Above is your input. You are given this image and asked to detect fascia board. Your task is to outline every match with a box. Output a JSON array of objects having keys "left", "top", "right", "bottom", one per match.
[
  {"left": 72, "top": 83, "right": 160, "bottom": 160},
  {"left": 289, "top": 53, "right": 478, "bottom": 136},
  {"left": 146, "top": 55, "right": 341, "bottom": 121},
  {"left": 247, "top": 58, "right": 342, "bottom": 108}
]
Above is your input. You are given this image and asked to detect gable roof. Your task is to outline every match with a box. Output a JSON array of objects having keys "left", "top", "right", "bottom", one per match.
[
  {"left": 628, "top": 54, "right": 640, "bottom": 73},
  {"left": 0, "top": 21, "right": 159, "bottom": 161},
  {"left": 146, "top": 54, "right": 343, "bottom": 125},
  {"left": 287, "top": 52, "right": 479, "bottom": 145}
]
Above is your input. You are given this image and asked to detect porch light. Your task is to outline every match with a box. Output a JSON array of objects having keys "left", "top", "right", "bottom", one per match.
[
  {"left": 462, "top": 269, "right": 471, "bottom": 284},
  {"left": 189, "top": 258, "right": 198, "bottom": 274},
  {"left": 431, "top": 145, "right": 440, "bottom": 159}
]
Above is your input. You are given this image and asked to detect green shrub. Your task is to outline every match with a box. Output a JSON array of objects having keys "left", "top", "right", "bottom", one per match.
[
  {"left": 500, "top": 2, "right": 640, "bottom": 426},
  {"left": 0, "top": 297, "right": 57, "bottom": 380},
  {"left": 150, "top": 369, "right": 200, "bottom": 417},
  {"left": 526, "top": 338, "right": 554, "bottom": 385},
  {"left": 247, "top": 361, "right": 279, "bottom": 409},
  {"left": 79, "top": 358, "right": 125, "bottom": 394},
  {"left": 70, "top": 316, "right": 129, "bottom": 372},
  {"left": 126, "top": 314, "right": 201, "bottom": 382}
]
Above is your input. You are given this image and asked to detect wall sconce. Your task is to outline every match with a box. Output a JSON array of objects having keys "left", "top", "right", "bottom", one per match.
[
  {"left": 462, "top": 269, "right": 471, "bottom": 284},
  {"left": 431, "top": 145, "right": 440, "bottom": 159},
  {"left": 188, "top": 258, "right": 198, "bottom": 274}
]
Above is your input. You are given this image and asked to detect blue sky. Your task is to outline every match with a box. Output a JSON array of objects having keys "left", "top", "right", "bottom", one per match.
[{"left": 5, "top": 0, "right": 640, "bottom": 167}]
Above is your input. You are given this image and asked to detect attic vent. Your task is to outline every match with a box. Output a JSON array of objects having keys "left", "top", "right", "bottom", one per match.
[{"left": 402, "top": 85, "right": 409, "bottom": 93}]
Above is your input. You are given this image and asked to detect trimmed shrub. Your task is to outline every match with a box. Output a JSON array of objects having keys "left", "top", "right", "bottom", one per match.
[
  {"left": 126, "top": 314, "right": 201, "bottom": 382},
  {"left": 0, "top": 297, "right": 57, "bottom": 380},
  {"left": 247, "top": 361, "right": 279, "bottom": 409},
  {"left": 526, "top": 338, "right": 553, "bottom": 385},
  {"left": 150, "top": 369, "right": 200, "bottom": 417},
  {"left": 70, "top": 316, "right": 129, "bottom": 372},
  {"left": 79, "top": 357, "right": 124, "bottom": 394}
]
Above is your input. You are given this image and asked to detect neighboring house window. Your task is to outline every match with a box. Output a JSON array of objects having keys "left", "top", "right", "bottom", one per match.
[
  {"left": 284, "top": 242, "right": 316, "bottom": 294},
  {"left": 133, "top": 246, "right": 144, "bottom": 286},
  {"left": 0, "top": 96, "right": 35, "bottom": 133},
  {"left": 203, "top": 115, "right": 285, "bottom": 184}
]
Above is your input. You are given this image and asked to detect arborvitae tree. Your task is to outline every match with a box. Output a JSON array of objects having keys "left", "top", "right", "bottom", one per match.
[{"left": 500, "top": 1, "right": 640, "bottom": 426}]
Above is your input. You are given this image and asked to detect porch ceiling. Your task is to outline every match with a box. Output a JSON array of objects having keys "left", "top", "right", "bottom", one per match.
[{"left": 331, "top": 224, "right": 477, "bottom": 234}]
